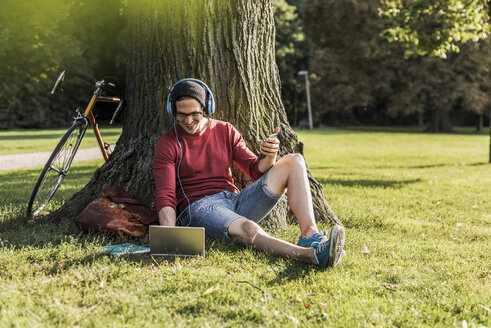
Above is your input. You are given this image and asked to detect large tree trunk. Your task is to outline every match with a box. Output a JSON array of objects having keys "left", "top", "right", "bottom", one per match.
[
  {"left": 49, "top": 0, "right": 339, "bottom": 229},
  {"left": 428, "top": 108, "right": 453, "bottom": 133},
  {"left": 476, "top": 112, "right": 483, "bottom": 133},
  {"left": 417, "top": 111, "right": 424, "bottom": 127},
  {"left": 428, "top": 109, "right": 440, "bottom": 132}
]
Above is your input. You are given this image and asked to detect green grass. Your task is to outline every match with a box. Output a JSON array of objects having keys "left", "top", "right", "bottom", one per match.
[
  {"left": 310, "top": 125, "right": 490, "bottom": 135},
  {"left": 1, "top": 129, "right": 490, "bottom": 327},
  {"left": 0, "top": 127, "right": 122, "bottom": 155}
]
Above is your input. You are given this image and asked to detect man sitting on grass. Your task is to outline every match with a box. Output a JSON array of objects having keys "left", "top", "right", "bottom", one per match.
[{"left": 153, "top": 79, "right": 345, "bottom": 268}]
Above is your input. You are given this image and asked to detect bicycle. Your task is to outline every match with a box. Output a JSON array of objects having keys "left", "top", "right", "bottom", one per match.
[{"left": 27, "top": 70, "right": 124, "bottom": 218}]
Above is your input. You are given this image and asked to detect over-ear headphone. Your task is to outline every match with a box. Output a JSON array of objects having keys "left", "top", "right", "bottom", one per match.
[{"left": 166, "top": 78, "right": 215, "bottom": 116}]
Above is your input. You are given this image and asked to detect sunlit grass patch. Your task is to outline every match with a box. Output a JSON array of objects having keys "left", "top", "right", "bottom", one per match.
[
  {"left": 0, "top": 127, "right": 122, "bottom": 155},
  {"left": 0, "top": 129, "right": 490, "bottom": 327}
]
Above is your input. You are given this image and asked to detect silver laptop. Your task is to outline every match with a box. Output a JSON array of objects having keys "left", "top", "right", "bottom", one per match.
[{"left": 149, "top": 226, "right": 205, "bottom": 257}]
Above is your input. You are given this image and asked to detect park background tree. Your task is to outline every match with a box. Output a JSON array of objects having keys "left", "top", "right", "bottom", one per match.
[
  {"left": 0, "top": 0, "right": 127, "bottom": 129},
  {"left": 274, "top": 0, "right": 312, "bottom": 127},
  {"left": 1, "top": 0, "right": 488, "bottom": 134},
  {"left": 49, "top": 0, "right": 339, "bottom": 227},
  {"left": 378, "top": 0, "right": 490, "bottom": 155},
  {"left": 378, "top": 0, "right": 490, "bottom": 59},
  {"left": 301, "top": 0, "right": 489, "bottom": 133},
  {"left": 0, "top": 0, "right": 76, "bottom": 129}
]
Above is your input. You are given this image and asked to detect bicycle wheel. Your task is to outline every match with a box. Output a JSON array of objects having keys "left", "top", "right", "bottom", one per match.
[{"left": 27, "top": 119, "right": 88, "bottom": 217}]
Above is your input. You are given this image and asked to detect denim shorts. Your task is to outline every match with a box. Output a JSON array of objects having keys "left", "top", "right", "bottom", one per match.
[{"left": 176, "top": 173, "right": 283, "bottom": 240}]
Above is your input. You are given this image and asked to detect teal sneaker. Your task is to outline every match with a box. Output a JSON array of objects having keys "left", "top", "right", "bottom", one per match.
[
  {"left": 297, "top": 231, "right": 328, "bottom": 248},
  {"left": 314, "top": 225, "right": 345, "bottom": 268}
]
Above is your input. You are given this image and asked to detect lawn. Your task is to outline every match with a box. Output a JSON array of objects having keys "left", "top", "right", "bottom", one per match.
[
  {"left": 0, "top": 129, "right": 490, "bottom": 327},
  {"left": 0, "top": 127, "right": 122, "bottom": 155}
]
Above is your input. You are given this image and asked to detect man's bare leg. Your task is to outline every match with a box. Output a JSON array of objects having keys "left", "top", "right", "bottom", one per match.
[
  {"left": 265, "top": 154, "right": 319, "bottom": 238},
  {"left": 228, "top": 218, "right": 317, "bottom": 264}
]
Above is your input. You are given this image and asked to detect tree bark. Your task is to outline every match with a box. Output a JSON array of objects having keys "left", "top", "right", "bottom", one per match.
[
  {"left": 417, "top": 111, "right": 424, "bottom": 127},
  {"left": 48, "top": 0, "right": 339, "bottom": 228},
  {"left": 428, "top": 109, "right": 440, "bottom": 132},
  {"left": 428, "top": 108, "right": 453, "bottom": 133},
  {"left": 476, "top": 112, "right": 483, "bottom": 133},
  {"left": 439, "top": 109, "right": 453, "bottom": 132}
]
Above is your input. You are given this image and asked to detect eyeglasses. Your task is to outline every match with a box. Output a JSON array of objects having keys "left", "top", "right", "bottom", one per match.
[{"left": 176, "top": 111, "right": 203, "bottom": 120}]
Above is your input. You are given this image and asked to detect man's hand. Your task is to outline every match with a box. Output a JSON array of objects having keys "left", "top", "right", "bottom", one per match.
[
  {"left": 260, "top": 127, "right": 280, "bottom": 158},
  {"left": 159, "top": 206, "right": 177, "bottom": 226},
  {"left": 258, "top": 127, "right": 280, "bottom": 173}
]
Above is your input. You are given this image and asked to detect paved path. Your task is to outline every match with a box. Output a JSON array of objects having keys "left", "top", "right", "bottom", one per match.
[{"left": 0, "top": 147, "right": 107, "bottom": 171}]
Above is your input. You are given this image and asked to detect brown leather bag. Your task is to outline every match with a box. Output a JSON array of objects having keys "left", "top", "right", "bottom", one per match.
[{"left": 74, "top": 186, "right": 158, "bottom": 240}]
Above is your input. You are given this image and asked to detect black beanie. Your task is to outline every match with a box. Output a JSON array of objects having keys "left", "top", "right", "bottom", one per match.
[{"left": 170, "top": 80, "right": 207, "bottom": 109}]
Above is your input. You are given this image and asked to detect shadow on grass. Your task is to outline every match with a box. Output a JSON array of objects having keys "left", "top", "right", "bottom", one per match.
[
  {"left": 311, "top": 161, "right": 489, "bottom": 171},
  {"left": 404, "top": 162, "right": 489, "bottom": 169},
  {"left": 0, "top": 163, "right": 99, "bottom": 209},
  {"left": 0, "top": 130, "right": 121, "bottom": 141},
  {"left": 210, "top": 240, "right": 315, "bottom": 282},
  {"left": 316, "top": 177, "right": 422, "bottom": 189},
  {"left": 0, "top": 217, "right": 157, "bottom": 270},
  {"left": 1, "top": 214, "right": 319, "bottom": 284},
  {"left": 265, "top": 261, "right": 314, "bottom": 285},
  {"left": 0, "top": 133, "right": 68, "bottom": 140},
  {"left": 464, "top": 162, "right": 490, "bottom": 167}
]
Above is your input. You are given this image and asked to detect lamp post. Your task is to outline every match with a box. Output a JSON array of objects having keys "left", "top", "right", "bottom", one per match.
[{"left": 298, "top": 70, "right": 313, "bottom": 129}]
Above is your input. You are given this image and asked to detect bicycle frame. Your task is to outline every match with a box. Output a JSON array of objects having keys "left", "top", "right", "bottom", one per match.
[
  {"left": 84, "top": 92, "right": 121, "bottom": 161},
  {"left": 52, "top": 70, "right": 123, "bottom": 162}
]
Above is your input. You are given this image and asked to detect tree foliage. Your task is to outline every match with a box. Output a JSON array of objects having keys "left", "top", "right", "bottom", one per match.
[
  {"left": 303, "top": 0, "right": 394, "bottom": 124},
  {"left": 302, "top": 0, "right": 490, "bottom": 131},
  {"left": 0, "top": 0, "right": 76, "bottom": 128},
  {"left": 379, "top": 0, "right": 490, "bottom": 58},
  {"left": 274, "top": 0, "right": 312, "bottom": 126},
  {"left": 0, "top": 0, "right": 127, "bottom": 129}
]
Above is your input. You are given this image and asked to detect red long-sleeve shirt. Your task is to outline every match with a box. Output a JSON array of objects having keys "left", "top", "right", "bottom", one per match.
[{"left": 153, "top": 119, "right": 263, "bottom": 213}]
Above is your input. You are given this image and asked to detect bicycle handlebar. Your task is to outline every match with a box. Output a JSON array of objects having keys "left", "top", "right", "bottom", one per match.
[
  {"left": 51, "top": 69, "right": 122, "bottom": 97},
  {"left": 71, "top": 71, "right": 98, "bottom": 85},
  {"left": 51, "top": 70, "right": 66, "bottom": 95}
]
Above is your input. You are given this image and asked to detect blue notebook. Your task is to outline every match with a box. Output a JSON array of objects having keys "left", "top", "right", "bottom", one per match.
[{"left": 98, "top": 243, "right": 150, "bottom": 255}]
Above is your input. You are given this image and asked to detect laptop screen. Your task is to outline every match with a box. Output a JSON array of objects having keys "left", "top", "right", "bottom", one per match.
[{"left": 149, "top": 225, "right": 205, "bottom": 257}]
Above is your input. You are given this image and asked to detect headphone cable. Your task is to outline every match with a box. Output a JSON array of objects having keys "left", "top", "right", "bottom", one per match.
[{"left": 174, "top": 123, "right": 192, "bottom": 227}]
